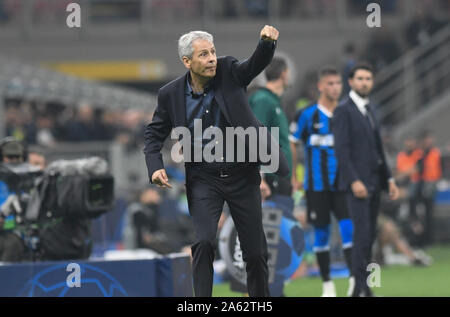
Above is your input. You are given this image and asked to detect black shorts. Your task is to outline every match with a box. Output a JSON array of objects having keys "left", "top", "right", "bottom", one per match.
[{"left": 306, "top": 190, "right": 349, "bottom": 226}]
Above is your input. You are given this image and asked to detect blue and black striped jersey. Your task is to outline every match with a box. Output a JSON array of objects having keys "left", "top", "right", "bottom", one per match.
[{"left": 290, "top": 104, "right": 338, "bottom": 191}]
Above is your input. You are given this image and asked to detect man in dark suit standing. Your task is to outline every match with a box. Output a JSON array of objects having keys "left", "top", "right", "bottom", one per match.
[
  {"left": 143, "top": 26, "right": 289, "bottom": 297},
  {"left": 332, "top": 63, "right": 399, "bottom": 297}
]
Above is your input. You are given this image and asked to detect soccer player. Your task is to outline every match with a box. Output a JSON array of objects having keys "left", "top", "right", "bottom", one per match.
[{"left": 290, "top": 67, "right": 354, "bottom": 297}]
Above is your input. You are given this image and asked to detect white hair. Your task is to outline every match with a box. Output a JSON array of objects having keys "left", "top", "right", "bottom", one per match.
[{"left": 178, "top": 31, "right": 214, "bottom": 61}]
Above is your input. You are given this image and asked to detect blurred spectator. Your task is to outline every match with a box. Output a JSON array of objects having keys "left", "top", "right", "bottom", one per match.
[
  {"left": 28, "top": 150, "right": 47, "bottom": 170},
  {"left": 349, "top": 0, "right": 398, "bottom": 15},
  {"left": 35, "top": 115, "right": 56, "bottom": 147},
  {"left": 409, "top": 131, "right": 443, "bottom": 247},
  {"left": 147, "top": 0, "right": 200, "bottom": 21},
  {"left": 376, "top": 213, "right": 432, "bottom": 267},
  {"left": 405, "top": 8, "right": 447, "bottom": 48},
  {"left": 0, "top": 0, "right": 20, "bottom": 22},
  {"left": 124, "top": 187, "right": 195, "bottom": 255},
  {"left": 341, "top": 43, "right": 357, "bottom": 95},
  {"left": 374, "top": 154, "right": 433, "bottom": 267},
  {"left": 5, "top": 103, "right": 34, "bottom": 143},
  {"left": 220, "top": 0, "right": 269, "bottom": 18},
  {"left": 63, "top": 103, "right": 109, "bottom": 142},
  {"left": 98, "top": 109, "right": 119, "bottom": 141},
  {"left": 0, "top": 137, "right": 27, "bottom": 262},
  {"left": 245, "top": 0, "right": 269, "bottom": 17},
  {"left": 115, "top": 109, "right": 147, "bottom": 151},
  {"left": 299, "top": 0, "right": 336, "bottom": 17},
  {"left": 364, "top": 28, "right": 402, "bottom": 72},
  {"left": 394, "top": 136, "right": 431, "bottom": 250},
  {"left": 125, "top": 187, "right": 166, "bottom": 252},
  {"left": 396, "top": 136, "right": 422, "bottom": 186},
  {"left": 1, "top": 98, "right": 155, "bottom": 147}
]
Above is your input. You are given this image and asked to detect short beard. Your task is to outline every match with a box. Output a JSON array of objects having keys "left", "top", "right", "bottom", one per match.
[
  {"left": 355, "top": 90, "right": 370, "bottom": 98},
  {"left": 355, "top": 90, "right": 369, "bottom": 98}
]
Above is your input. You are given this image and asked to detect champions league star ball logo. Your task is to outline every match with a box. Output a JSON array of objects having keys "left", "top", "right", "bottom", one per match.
[
  {"left": 18, "top": 263, "right": 127, "bottom": 297},
  {"left": 219, "top": 204, "right": 304, "bottom": 286}
]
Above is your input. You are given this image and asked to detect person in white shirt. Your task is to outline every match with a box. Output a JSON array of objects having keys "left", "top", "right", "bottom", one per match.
[{"left": 332, "top": 63, "right": 399, "bottom": 297}]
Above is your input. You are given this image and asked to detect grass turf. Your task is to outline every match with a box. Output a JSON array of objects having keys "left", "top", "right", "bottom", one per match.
[{"left": 212, "top": 245, "right": 450, "bottom": 297}]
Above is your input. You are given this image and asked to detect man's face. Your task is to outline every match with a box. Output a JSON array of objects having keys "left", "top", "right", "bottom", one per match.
[
  {"left": 28, "top": 153, "right": 46, "bottom": 169},
  {"left": 78, "top": 105, "right": 94, "bottom": 122},
  {"left": 404, "top": 138, "right": 416, "bottom": 151},
  {"left": 318, "top": 74, "right": 343, "bottom": 102},
  {"left": 182, "top": 39, "right": 217, "bottom": 79},
  {"left": 280, "top": 69, "right": 290, "bottom": 89},
  {"left": 349, "top": 69, "right": 374, "bottom": 97},
  {"left": 140, "top": 188, "right": 161, "bottom": 205},
  {"left": 422, "top": 136, "right": 434, "bottom": 149}
]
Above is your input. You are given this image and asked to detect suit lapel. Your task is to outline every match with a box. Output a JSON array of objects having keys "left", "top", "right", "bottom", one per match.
[
  {"left": 173, "top": 72, "right": 188, "bottom": 127},
  {"left": 348, "top": 98, "right": 375, "bottom": 143},
  {"left": 212, "top": 59, "right": 232, "bottom": 124},
  {"left": 213, "top": 83, "right": 232, "bottom": 124}
]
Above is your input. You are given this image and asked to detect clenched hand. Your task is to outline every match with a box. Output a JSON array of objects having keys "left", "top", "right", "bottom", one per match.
[{"left": 260, "top": 25, "right": 279, "bottom": 42}]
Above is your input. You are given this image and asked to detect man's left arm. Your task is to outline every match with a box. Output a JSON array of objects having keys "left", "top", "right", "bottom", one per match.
[
  {"left": 231, "top": 25, "right": 279, "bottom": 87},
  {"left": 376, "top": 128, "right": 399, "bottom": 200}
]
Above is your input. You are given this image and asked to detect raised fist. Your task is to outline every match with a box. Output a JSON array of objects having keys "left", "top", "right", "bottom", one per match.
[{"left": 260, "top": 25, "right": 279, "bottom": 41}]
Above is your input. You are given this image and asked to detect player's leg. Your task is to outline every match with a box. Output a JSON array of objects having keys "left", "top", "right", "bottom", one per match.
[
  {"left": 307, "top": 191, "right": 335, "bottom": 297},
  {"left": 332, "top": 191, "right": 354, "bottom": 296}
]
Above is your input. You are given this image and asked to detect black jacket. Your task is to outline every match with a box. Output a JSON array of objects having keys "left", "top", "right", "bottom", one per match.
[
  {"left": 143, "top": 39, "right": 289, "bottom": 183},
  {"left": 332, "top": 97, "right": 391, "bottom": 192}
]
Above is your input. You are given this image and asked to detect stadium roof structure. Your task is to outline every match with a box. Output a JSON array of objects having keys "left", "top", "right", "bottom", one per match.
[{"left": 0, "top": 55, "right": 157, "bottom": 111}]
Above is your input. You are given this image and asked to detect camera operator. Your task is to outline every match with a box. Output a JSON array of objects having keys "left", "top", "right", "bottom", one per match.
[
  {"left": 1, "top": 139, "right": 95, "bottom": 263},
  {"left": 0, "top": 138, "right": 27, "bottom": 262},
  {"left": 27, "top": 150, "right": 93, "bottom": 262}
]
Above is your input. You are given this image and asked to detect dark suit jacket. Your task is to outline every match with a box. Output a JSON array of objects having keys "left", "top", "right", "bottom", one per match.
[
  {"left": 332, "top": 97, "right": 391, "bottom": 193},
  {"left": 143, "top": 40, "right": 289, "bottom": 183}
]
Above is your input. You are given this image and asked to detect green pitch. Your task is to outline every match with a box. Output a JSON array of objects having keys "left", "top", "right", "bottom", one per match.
[{"left": 213, "top": 246, "right": 450, "bottom": 297}]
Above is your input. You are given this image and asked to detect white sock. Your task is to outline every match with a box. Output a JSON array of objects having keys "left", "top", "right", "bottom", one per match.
[
  {"left": 321, "top": 280, "right": 337, "bottom": 297},
  {"left": 347, "top": 276, "right": 355, "bottom": 297}
]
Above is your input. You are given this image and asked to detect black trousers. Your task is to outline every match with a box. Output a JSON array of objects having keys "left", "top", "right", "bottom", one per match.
[
  {"left": 346, "top": 190, "right": 380, "bottom": 296},
  {"left": 185, "top": 163, "right": 269, "bottom": 297},
  {"left": 409, "top": 182, "right": 437, "bottom": 246}
]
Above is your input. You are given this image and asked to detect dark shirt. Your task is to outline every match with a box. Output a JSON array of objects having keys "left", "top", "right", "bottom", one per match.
[
  {"left": 185, "top": 76, "right": 247, "bottom": 169},
  {"left": 185, "top": 76, "right": 220, "bottom": 138}
]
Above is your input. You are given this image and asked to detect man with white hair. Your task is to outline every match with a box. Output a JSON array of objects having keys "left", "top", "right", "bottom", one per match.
[{"left": 143, "top": 26, "right": 288, "bottom": 297}]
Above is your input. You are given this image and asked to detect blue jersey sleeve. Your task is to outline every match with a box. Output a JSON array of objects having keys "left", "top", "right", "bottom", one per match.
[{"left": 0, "top": 181, "right": 10, "bottom": 206}]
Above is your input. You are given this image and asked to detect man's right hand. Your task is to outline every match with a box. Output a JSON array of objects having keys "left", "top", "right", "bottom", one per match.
[
  {"left": 151, "top": 169, "right": 172, "bottom": 189},
  {"left": 351, "top": 180, "right": 368, "bottom": 199},
  {"left": 291, "top": 175, "right": 302, "bottom": 192},
  {"left": 260, "top": 178, "right": 272, "bottom": 201}
]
